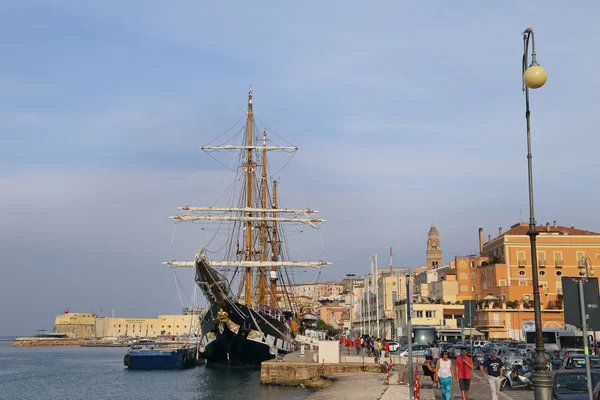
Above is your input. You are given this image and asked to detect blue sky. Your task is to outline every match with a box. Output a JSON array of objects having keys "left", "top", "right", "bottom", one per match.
[{"left": 2, "top": 1, "right": 600, "bottom": 335}]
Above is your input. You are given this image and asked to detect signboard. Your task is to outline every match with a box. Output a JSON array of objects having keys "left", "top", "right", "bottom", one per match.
[
  {"left": 562, "top": 277, "right": 600, "bottom": 331},
  {"left": 463, "top": 300, "right": 476, "bottom": 328}
]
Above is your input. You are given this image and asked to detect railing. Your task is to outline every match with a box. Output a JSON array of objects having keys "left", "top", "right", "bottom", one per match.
[
  {"left": 555, "top": 260, "right": 564, "bottom": 267},
  {"left": 518, "top": 259, "right": 527, "bottom": 267}
]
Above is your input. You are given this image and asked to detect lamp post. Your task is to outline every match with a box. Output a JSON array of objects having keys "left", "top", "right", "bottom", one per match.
[
  {"left": 346, "top": 273, "right": 356, "bottom": 336},
  {"left": 576, "top": 256, "right": 596, "bottom": 399},
  {"left": 521, "top": 27, "right": 551, "bottom": 400}
]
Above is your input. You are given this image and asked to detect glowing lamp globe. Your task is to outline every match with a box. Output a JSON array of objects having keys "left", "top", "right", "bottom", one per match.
[
  {"left": 590, "top": 268, "right": 596, "bottom": 277},
  {"left": 523, "top": 64, "right": 547, "bottom": 89}
]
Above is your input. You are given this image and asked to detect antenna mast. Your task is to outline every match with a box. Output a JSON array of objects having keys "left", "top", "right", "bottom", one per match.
[
  {"left": 390, "top": 246, "right": 393, "bottom": 273},
  {"left": 244, "top": 89, "right": 254, "bottom": 306}
]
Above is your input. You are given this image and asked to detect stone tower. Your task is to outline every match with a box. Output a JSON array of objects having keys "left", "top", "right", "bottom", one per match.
[{"left": 426, "top": 225, "right": 442, "bottom": 270}]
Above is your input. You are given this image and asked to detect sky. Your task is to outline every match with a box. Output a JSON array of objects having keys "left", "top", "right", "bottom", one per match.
[{"left": 1, "top": 1, "right": 600, "bottom": 336}]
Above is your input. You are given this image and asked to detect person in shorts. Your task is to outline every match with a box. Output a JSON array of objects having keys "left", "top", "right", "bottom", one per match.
[{"left": 455, "top": 347, "right": 475, "bottom": 400}]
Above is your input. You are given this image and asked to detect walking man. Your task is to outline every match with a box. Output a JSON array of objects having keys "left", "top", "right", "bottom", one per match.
[
  {"left": 431, "top": 344, "right": 440, "bottom": 367},
  {"left": 480, "top": 351, "right": 504, "bottom": 400},
  {"left": 355, "top": 337, "right": 361, "bottom": 355},
  {"left": 456, "top": 347, "right": 474, "bottom": 400}
]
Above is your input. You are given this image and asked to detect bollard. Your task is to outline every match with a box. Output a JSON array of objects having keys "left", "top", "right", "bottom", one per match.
[
  {"left": 322, "top": 358, "right": 325, "bottom": 375},
  {"left": 362, "top": 357, "right": 365, "bottom": 371},
  {"left": 414, "top": 365, "right": 420, "bottom": 399},
  {"left": 385, "top": 362, "right": 389, "bottom": 385}
]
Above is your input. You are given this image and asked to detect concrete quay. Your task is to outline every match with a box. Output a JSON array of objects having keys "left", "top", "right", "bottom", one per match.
[{"left": 261, "top": 342, "right": 434, "bottom": 399}]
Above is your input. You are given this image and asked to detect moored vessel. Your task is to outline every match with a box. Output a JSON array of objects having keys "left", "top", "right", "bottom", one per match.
[{"left": 164, "top": 90, "right": 330, "bottom": 366}]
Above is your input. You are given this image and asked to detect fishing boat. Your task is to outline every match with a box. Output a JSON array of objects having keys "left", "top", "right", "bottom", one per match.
[{"left": 164, "top": 90, "right": 330, "bottom": 366}]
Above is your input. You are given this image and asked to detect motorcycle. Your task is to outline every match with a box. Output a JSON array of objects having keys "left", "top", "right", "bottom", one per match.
[{"left": 500, "top": 364, "right": 533, "bottom": 391}]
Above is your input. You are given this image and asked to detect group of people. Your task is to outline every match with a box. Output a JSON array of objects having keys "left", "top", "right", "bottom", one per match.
[
  {"left": 339, "top": 335, "right": 390, "bottom": 360},
  {"left": 422, "top": 347, "right": 504, "bottom": 400}
]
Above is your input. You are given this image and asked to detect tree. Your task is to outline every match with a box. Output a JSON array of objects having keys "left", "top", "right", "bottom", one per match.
[{"left": 315, "top": 319, "right": 334, "bottom": 332}]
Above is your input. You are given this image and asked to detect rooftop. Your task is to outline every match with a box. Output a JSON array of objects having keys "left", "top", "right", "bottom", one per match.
[{"left": 503, "top": 222, "right": 600, "bottom": 236}]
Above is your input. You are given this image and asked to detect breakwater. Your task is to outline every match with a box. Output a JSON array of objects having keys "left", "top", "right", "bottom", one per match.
[{"left": 11, "top": 338, "right": 86, "bottom": 347}]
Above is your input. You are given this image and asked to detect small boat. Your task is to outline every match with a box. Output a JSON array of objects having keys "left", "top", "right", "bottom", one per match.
[{"left": 124, "top": 340, "right": 198, "bottom": 370}]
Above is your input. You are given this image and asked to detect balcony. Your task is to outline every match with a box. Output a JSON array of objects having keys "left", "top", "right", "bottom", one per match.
[
  {"left": 539, "top": 259, "right": 546, "bottom": 267},
  {"left": 518, "top": 259, "right": 526, "bottom": 267},
  {"left": 476, "top": 320, "right": 505, "bottom": 328},
  {"left": 557, "top": 288, "right": 563, "bottom": 295},
  {"left": 555, "top": 260, "right": 564, "bottom": 267}
]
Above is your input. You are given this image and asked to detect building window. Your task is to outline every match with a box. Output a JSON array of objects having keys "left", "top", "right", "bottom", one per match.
[
  {"left": 471, "top": 272, "right": 475, "bottom": 279},
  {"left": 416, "top": 311, "right": 423, "bottom": 318},
  {"left": 392, "top": 291, "right": 397, "bottom": 303},
  {"left": 554, "top": 251, "right": 563, "bottom": 262},
  {"left": 523, "top": 295, "right": 531, "bottom": 300},
  {"left": 460, "top": 285, "right": 468, "bottom": 292},
  {"left": 432, "top": 246, "right": 437, "bottom": 250},
  {"left": 517, "top": 251, "right": 526, "bottom": 261},
  {"left": 519, "top": 270, "right": 526, "bottom": 276},
  {"left": 460, "top": 273, "right": 468, "bottom": 280},
  {"left": 556, "top": 271, "right": 563, "bottom": 276},
  {"left": 518, "top": 280, "right": 528, "bottom": 286},
  {"left": 482, "top": 270, "right": 486, "bottom": 277},
  {"left": 498, "top": 279, "right": 507, "bottom": 287},
  {"left": 488, "top": 282, "right": 492, "bottom": 288},
  {"left": 539, "top": 271, "right": 546, "bottom": 276},
  {"left": 470, "top": 261, "right": 475, "bottom": 268},
  {"left": 426, "top": 311, "right": 435, "bottom": 318},
  {"left": 460, "top": 261, "right": 466, "bottom": 268},
  {"left": 491, "top": 269, "right": 495, "bottom": 276},
  {"left": 576, "top": 251, "right": 586, "bottom": 264},
  {"left": 471, "top": 285, "right": 476, "bottom": 292},
  {"left": 596, "top": 254, "right": 600, "bottom": 261}
]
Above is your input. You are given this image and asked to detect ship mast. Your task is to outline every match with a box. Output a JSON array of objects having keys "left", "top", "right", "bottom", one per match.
[
  {"left": 270, "top": 179, "right": 279, "bottom": 307},
  {"left": 244, "top": 89, "right": 254, "bottom": 306},
  {"left": 258, "top": 130, "right": 268, "bottom": 306}
]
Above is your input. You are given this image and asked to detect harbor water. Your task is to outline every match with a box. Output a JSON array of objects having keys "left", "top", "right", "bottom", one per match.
[{"left": 0, "top": 339, "right": 309, "bottom": 400}]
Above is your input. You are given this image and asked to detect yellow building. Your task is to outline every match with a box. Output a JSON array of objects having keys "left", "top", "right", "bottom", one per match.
[
  {"left": 54, "top": 312, "right": 201, "bottom": 339},
  {"left": 393, "top": 303, "right": 466, "bottom": 329},
  {"left": 54, "top": 313, "right": 96, "bottom": 338}
]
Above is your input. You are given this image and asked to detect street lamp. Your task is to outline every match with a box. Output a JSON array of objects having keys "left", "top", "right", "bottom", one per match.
[
  {"left": 346, "top": 273, "right": 356, "bottom": 336},
  {"left": 575, "top": 256, "right": 596, "bottom": 399},
  {"left": 521, "top": 27, "right": 552, "bottom": 400}
]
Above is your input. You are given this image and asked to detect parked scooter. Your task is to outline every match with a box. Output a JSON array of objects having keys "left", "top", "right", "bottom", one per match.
[{"left": 500, "top": 364, "right": 533, "bottom": 391}]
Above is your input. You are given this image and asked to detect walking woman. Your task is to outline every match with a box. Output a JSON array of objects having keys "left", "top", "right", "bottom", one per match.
[{"left": 435, "top": 350, "right": 455, "bottom": 400}]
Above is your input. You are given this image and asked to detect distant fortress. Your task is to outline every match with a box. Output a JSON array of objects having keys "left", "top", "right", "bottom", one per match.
[{"left": 53, "top": 308, "right": 205, "bottom": 339}]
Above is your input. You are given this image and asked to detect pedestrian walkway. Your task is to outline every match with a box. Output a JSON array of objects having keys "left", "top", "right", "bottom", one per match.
[{"left": 432, "top": 371, "right": 533, "bottom": 400}]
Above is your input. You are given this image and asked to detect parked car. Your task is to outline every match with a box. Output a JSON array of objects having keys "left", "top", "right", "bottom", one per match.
[
  {"left": 555, "top": 370, "right": 600, "bottom": 399},
  {"left": 496, "top": 347, "right": 524, "bottom": 368},
  {"left": 561, "top": 356, "right": 600, "bottom": 370},
  {"left": 524, "top": 350, "right": 559, "bottom": 370},
  {"left": 387, "top": 341, "right": 400, "bottom": 352},
  {"left": 515, "top": 344, "right": 528, "bottom": 356},
  {"left": 399, "top": 344, "right": 428, "bottom": 357},
  {"left": 560, "top": 348, "right": 585, "bottom": 359},
  {"left": 473, "top": 340, "right": 492, "bottom": 347}
]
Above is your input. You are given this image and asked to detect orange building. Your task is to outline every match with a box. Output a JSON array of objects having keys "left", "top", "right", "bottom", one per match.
[{"left": 468, "top": 221, "right": 600, "bottom": 339}]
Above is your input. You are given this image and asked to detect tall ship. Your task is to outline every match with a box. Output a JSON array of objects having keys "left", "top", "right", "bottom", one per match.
[{"left": 164, "top": 90, "right": 329, "bottom": 366}]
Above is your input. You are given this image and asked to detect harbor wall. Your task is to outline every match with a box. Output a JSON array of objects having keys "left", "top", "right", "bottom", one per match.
[
  {"left": 53, "top": 312, "right": 202, "bottom": 338},
  {"left": 260, "top": 361, "right": 382, "bottom": 385}
]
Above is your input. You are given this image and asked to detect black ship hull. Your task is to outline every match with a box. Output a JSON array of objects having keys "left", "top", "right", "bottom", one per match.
[{"left": 199, "top": 300, "right": 296, "bottom": 366}]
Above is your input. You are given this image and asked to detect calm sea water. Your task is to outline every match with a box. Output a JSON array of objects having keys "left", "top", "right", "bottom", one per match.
[{"left": 0, "top": 340, "right": 309, "bottom": 400}]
